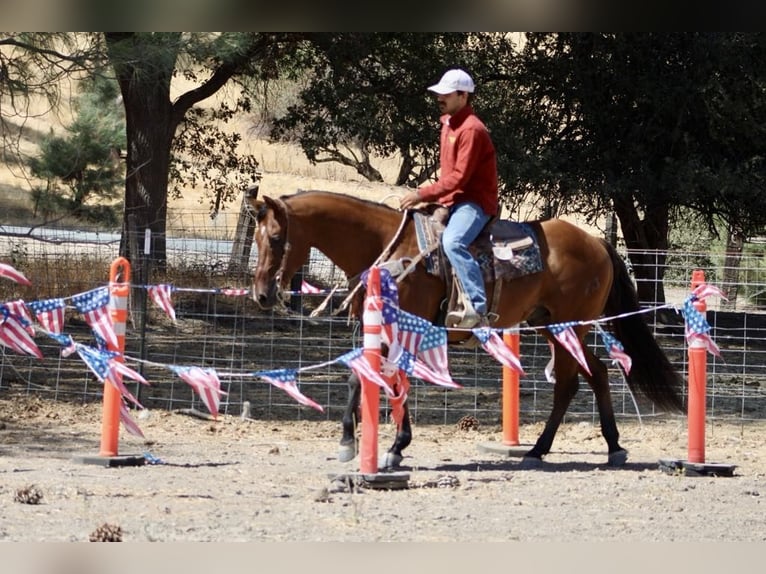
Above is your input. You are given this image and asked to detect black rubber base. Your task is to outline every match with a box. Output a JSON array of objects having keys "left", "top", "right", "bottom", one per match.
[
  {"left": 73, "top": 454, "right": 147, "bottom": 468},
  {"left": 477, "top": 441, "right": 533, "bottom": 458},
  {"left": 328, "top": 471, "right": 410, "bottom": 490},
  {"left": 658, "top": 458, "right": 736, "bottom": 477}
]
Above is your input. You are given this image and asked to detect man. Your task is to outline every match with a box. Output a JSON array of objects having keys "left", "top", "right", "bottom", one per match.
[{"left": 400, "top": 68, "right": 499, "bottom": 329}]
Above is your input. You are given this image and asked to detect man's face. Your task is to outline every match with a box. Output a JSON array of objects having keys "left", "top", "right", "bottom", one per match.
[{"left": 436, "top": 91, "right": 468, "bottom": 116}]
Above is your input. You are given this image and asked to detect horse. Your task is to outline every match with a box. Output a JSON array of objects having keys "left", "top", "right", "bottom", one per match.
[{"left": 248, "top": 188, "right": 684, "bottom": 468}]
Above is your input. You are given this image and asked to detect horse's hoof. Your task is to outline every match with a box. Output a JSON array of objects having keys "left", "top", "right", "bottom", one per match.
[
  {"left": 608, "top": 449, "right": 628, "bottom": 467},
  {"left": 519, "top": 456, "right": 543, "bottom": 469},
  {"left": 381, "top": 452, "right": 403, "bottom": 469},
  {"left": 338, "top": 443, "right": 357, "bottom": 463}
]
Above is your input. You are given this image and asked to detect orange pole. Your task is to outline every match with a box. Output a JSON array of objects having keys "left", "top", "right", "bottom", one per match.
[
  {"left": 688, "top": 269, "right": 707, "bottom": 463},
  {"left": 502, "top": 329, "right": 521, "bottom": 446},
  {"left": 100, "top": 257, "right": 130, "bottom": 457},
  {"left": 360, "top": 266, "right": 382, "bottom": 474}
]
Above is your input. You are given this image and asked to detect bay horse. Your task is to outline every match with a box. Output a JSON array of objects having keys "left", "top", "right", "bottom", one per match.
[{"left": 249, "top": 189, "right": 684, "bottom": 468}]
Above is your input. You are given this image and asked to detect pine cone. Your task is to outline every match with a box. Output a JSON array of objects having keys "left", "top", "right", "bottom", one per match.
[
  {"left": 14, "top": 485, "right": 44, "bottom": 505},
  {"left": 89, "top": 523, "right": 123, "bottom": 542},
  {"left": 457, "top": 415, "right": 479, "bottom": 431}
]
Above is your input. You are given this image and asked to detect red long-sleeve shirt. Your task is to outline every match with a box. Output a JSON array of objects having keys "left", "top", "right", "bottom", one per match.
[{"left": 417, "top": 105, "right": 498, "bottom": 217}]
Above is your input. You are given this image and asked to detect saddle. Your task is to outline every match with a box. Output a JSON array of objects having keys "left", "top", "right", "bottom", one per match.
[{"left": 412, "top": 206, "right": 543, "bottom": 325}]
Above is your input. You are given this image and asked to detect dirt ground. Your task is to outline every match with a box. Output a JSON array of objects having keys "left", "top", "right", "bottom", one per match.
[{"left": 0, "top": 394, "right": 764, "bottom": 543}]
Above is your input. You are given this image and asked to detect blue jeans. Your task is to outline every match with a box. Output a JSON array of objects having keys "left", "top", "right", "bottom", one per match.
[{"left": 442, "top": 202, "right": 491, "bottom": 314}]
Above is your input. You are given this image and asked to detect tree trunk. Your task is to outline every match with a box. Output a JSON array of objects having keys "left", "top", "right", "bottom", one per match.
[
  {"left": 106, "top": 33, "right": 178, "bottom": 271},
  {"left": 613, "top": 195, "right": 671, "bottom": 307}
]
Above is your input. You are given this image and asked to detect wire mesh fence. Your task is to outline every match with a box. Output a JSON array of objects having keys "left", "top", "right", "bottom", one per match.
[{"left": 2, "top": 210, "right": 765, "bottom": 428}]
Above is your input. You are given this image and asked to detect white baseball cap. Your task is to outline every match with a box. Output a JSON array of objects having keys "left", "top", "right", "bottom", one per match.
[{"left": 427, "top": 69, "right": 476, "bottom": 95}]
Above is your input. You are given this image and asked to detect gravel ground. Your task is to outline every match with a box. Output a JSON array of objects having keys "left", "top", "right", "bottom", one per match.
[{"left": 1, "top": 395, "right": 764, "bottom": 544}]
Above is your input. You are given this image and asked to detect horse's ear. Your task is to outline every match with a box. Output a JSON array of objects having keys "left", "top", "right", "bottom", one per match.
[{"left": 246, "top": 185, "right": 262, "bottom": 212}]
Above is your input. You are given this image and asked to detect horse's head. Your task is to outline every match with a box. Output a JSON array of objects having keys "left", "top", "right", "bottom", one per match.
[{"left": 248, "top": 190, "right": 293, "bottom": 310}]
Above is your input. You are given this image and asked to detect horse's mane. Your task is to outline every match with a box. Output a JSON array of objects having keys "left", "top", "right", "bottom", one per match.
[{"left": 282, "top": 189, "right": 399, "bottom": 213}]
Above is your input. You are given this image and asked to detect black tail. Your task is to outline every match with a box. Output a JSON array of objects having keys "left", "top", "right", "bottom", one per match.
[{"left": 602, "top": 241, "right": 684, "bottom": 413}]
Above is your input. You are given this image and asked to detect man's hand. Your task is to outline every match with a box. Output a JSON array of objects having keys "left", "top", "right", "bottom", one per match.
[{"left": 399, "top": 190, "right": 422, "bottom": 210}]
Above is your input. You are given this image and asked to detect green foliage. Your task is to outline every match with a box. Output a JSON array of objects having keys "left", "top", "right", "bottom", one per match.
[
  {"left": 27, "top": 74, "right": 125, "bottom": 225},
  {"left": 269, "top": 33, "right": 519, "bottom": 187}
]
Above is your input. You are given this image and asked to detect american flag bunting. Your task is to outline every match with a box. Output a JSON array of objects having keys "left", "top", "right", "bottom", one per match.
[
  {"left": 28, "top": 298, "right": 66, "bottom": 334},
  {"left": 148, "top": 284, "right": 177, "bottom": 322},
  {"left": 71, "top": 287, "right": 118, "bottom": 349},
  {"left": 682, "top": 293, "right": 722, "bottom": 357},
  {"left": 336, "top": 348, "right": 396, "bottom": 396},
  {"left": 119, "top": 401, "right": 146, "bottom": 438},
  {"left": 218, "top": 287, "right": 250, "bottom": 297},
  {"left": 300, "top": 280, "right": 322, "bottom": 294},
  {"left": 547, "top": 322, "right": 592, "bottom": 375},
  {"left": 170, "top": 366, "right": 225, "bottom": 418},
  {"left": 75, "top": 344, "right": 144, "bottom": 408},
  {"left": 471, "top": 327, "right": 525, "bottom": 374},
  {"left": 3, "top": 299, "right": 35, "bottom": 335},
  {"left": 0, "top": 304, "right": 42, "bottom": 358},
  {"left": 595, "top": 325, "right": 632, "bottom": 374},
  {"left": 0, "top": 262, "right": 31, "bottom": 286},
  {"left": 254, "top": 369, "right": 324, "bottom": 412}
]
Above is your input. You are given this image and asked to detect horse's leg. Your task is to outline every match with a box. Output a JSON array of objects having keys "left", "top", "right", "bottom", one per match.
[
  {"left": 382, "top": 400, "right": 412, "bottom": 469},
  {"left": 583, "top": 349, "right": 628, "bottom": 466},
  {"left": 522, "top": 352, "right": 580, "bottom": 468},
  {"left": 338, "top": 372, "right": 361, "bottom": 462}
]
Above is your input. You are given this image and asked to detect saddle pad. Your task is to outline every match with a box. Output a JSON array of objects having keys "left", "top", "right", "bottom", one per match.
[{"left": 489, "top": 222, "right": 543, "bottom": 280}]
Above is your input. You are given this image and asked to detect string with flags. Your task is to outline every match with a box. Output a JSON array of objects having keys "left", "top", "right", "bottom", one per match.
[{"left": 1, "top": 260, "right": 726, "bottom": 438}]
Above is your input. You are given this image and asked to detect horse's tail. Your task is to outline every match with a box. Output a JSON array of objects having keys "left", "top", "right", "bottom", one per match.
[{"left": 602, "top": 240, "right": 685, "bottom": 413}]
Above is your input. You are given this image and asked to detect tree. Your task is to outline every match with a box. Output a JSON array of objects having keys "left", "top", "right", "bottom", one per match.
[
  {"left": 103, "top": 32, "right": 306, "bottom": 269},
  {"left": 270, "top": 33, "right": 520, "bottom": 187},
  {"left": 27, "top": 74, "right": 125, "bottom": 224},
  {"left": 513, "top": 33, "right": 766, "bottom": 304},
  {"left": 1, "top": 34, "right": 98, "bottom": 178}
]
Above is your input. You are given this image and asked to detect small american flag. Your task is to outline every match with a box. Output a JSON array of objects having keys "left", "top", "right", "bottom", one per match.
[
  {"left": 71, "top": 287, "right": 118, "bottom": 349},
  {"left": 0, "top": 305, "right": 42, "bottom": 358},
  {"left": 336, "top": 348, "right": 396, "bottom": 396},
  {"left": 49, "top": 332, "right": 77, "bottom": 356},
  {"left": 75, "top": 344, "right": 144, "bottom": 408},
  {"left": 3, "top": 299, "right": 35, "bottom": 335},
  {"left": 595, "top": 325, "right": 632, "bottom": 374},
  {"left": 300, "top": 280, "right": 322, "bottom": 294},
  {"left": 170, "top": 366, "right": 225, "bottom": 418},
  {"left": 398, "top": 309, "right": 456, "bottom": 386},
  {"left": 119, "top": 402, "right": 145, "bottom": 438},
  {"left": 218, "top": 287, "right": 250, "bottom": 297},
  {"left": 682, "top": 294, "right": 721, "bottom": 357},
  {"left": 28, "top": 298, "right": 66, "bottom": 334},
  {"left": 148, "top": 284, "right": 177, "bottom": 322},
  {"left": 0, "top": 262, "right": 31, "bottom": 286},
  {"left": 254, "top": 369, "right": 324, "bottom": 412},
  {"left": 393, "top": 347, "right": 461, "bottom": 389},
  {"left": 472, "top": 328, "right": 525, "bottom": 375},
  {"left": 547, "top": 322, "right": 592, "bottom": 375}
]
